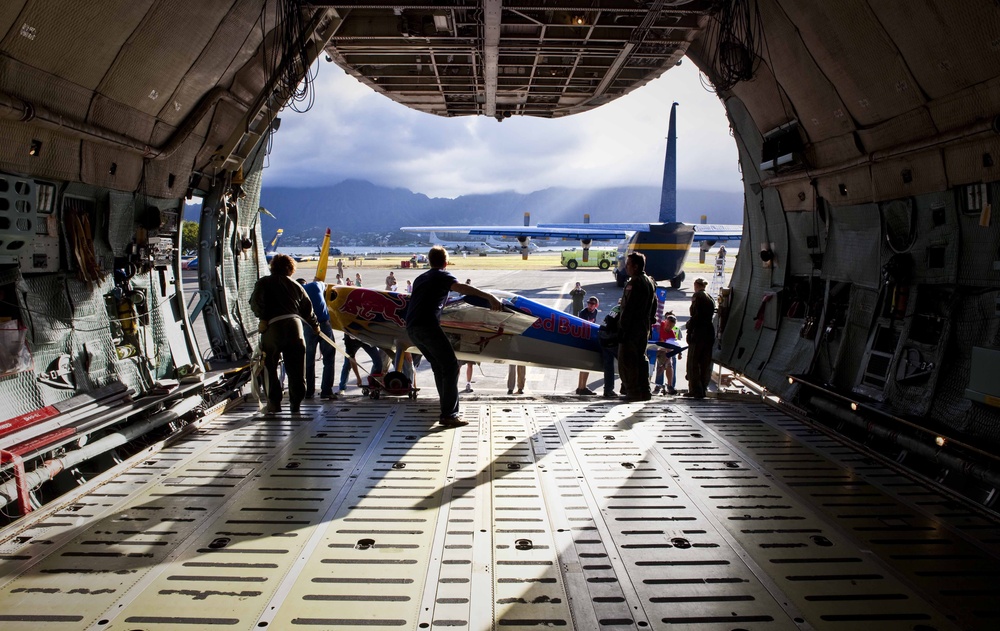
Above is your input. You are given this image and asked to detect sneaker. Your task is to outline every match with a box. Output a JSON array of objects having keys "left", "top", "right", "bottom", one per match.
[
  {"left": 652, "top": 385, "right": 662, "bottom": 395},
  {"left": 464, "top": 384, "right": 473, "bottom": 393},
  {"left": 576, "top": 387, "right": 596, "bottom": 396},
  {"left": 516, "top": 389, "right": 524, "bottom": 395},
  {"left": 439, "top": 415, "right": 468, "bottom": 427},
  {"left": 263, "top": 403, "right": 280, "bottom": 416},
  {"left": 304, "top": 392, "right": 314, "bottom": 400},
  {"left": 320, "top": 392, "right": 338, "bottom": 400},
  {"left": 290, "top": 405, "right": 302, "bottom": 415},
  {"left": 507, "top": 388, "right": 514, "bottom": 395},
  {"left": 666, "top": 387, "right": 677, "bottom": 395},
  {"left": 602, "top": 391, "right": 617, "bottom": 399}
]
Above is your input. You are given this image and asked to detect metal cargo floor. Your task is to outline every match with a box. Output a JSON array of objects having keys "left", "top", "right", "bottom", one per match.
[{"left": 1, "top": 397, "right": 998, "bottom": 630}]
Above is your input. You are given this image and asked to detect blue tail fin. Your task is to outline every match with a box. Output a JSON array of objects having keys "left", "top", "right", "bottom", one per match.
[{"left": 658, "top": 102, "right": 678, "bottom": 224}]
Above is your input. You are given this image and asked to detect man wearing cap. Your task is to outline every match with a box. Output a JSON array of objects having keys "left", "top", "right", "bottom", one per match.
[
  {"left": 618, "top": 252, "right": 657, "bottom": 401},
  {"left": 576, "top": 296, "right": 601, "bottom": 395},
  {"left": 685, "top": 278, "right": 717, "bottom": 398}
]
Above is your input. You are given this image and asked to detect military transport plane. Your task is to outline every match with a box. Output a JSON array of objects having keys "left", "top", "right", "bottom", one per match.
[{"left": 402, "top": 104, "right": 742, "bottom": 288}]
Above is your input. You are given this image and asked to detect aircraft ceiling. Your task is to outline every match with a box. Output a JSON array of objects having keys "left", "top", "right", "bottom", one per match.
[{"left": 0, "top": 1, "right": 997, "bottom": 203}]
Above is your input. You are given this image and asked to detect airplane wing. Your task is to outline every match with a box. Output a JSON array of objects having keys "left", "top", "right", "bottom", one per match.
[
  {"left": 401, "top": 225, "right": 628, "bottom": 240},
  {"left": 440, "top": 301, "right": 539, "bottom": 336},
  {"left": 691, "top": 224, "right": 743, "bottom": 242},
  {"left": 648, "top": 338, "right": 688, "bottom": 358},
  {"left": 537, "top": 221, "right": 742, "bottom": 242},
  {"left": 537, "top": 222, "right": 651, "bottom": 233}
]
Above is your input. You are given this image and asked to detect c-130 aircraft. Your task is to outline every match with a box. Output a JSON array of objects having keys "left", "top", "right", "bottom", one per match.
[{"left": 403, "top": 103, "right": 743, "bottom": 289}]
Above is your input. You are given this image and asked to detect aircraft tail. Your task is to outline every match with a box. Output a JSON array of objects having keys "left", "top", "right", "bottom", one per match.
[
  {"left": 315, "top": 228, "right": 331, "bottom": 282},
  {"left": 658, "top": 102, "right": 678, "bottom": 224}
]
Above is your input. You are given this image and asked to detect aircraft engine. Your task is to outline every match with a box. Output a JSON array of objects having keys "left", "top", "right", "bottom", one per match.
[{"left": 518, "top": 236, "right": 531, "bottom": 260}]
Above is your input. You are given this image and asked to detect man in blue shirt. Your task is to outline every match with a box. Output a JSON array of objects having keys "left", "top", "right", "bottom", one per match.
[
  {"left": 405, "top": 246, "right": 501, "bottom": 427},
  {"left": 299, "top": 278, "right": 338, "bottom": 400}
]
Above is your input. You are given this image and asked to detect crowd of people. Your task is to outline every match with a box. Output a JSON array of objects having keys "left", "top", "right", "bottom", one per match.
[{"left": 250, "top": 248, "right": 717, "bottom": 422}]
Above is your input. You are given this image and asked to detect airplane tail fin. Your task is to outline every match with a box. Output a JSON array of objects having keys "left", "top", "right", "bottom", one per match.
[
  {"left": 658, "top": 102, "right": 678, "bottom": 224},
  {"left": 315, "top": 228, "right": 331, "bottom": 282}
]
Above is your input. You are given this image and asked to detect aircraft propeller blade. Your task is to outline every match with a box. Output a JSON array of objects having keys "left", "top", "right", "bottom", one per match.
[{"left": 315, "top": 228, "right": 331, "bottom": 282}]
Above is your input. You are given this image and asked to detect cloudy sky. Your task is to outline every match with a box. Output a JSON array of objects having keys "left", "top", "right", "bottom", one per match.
[{"left": 264, "top": 59, "right": 743, "bottom": 199}]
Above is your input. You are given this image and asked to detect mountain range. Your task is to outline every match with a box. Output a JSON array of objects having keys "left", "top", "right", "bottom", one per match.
[{"left": 186, "top": 179, "right": 745, "bottom": 240}]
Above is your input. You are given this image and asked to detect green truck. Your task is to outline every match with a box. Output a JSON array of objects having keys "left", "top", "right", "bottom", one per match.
[{"left": 560, "top": 247, "right": 617, "bottom": 270}]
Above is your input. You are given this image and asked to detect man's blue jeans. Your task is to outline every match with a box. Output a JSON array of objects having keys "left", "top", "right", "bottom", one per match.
[
  {"left": 339, "top": 341, "right": 383, "bottom": 390},
  {"left": 304, "top": 321, "right": 336, "bottom": 396},
  {"left": 601, "top": 346, "right": 617, "bottom": 395}
]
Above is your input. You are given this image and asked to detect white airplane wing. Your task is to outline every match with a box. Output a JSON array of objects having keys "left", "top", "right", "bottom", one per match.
[
  {"left": 401, "top": 225, "right": 628, "bottom": 240},
  {"left": 691, "top": 224, "right": 743, "bottom": 242},
  {"left": 537, "top": 222, "right": 742, "bottom": 242}
]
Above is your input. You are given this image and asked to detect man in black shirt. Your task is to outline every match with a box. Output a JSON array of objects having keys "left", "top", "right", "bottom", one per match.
[
  {"left": 685, "top": 278, "right": 717, "bottom": 398},
  {"left": 405, "top": 246, "right": 501, "bottom": 427}
]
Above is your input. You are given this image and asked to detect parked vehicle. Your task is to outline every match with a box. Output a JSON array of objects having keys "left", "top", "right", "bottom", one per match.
[{"left": 561, "top": 247, "right": 616, "bottom": 270}]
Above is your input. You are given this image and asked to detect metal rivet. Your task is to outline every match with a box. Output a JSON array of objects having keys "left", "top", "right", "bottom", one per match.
[
  {"left": 621, "top": 462, "right": 635, "bottom": 469},
  {"left": 285, "top": 462, "right": 299, "bottom": 469},
  {"left": 208, "top": 537, "right": 230, "bottom": 549},
  {"left": 392, "top": 462, "right": 406, "bottom": 469},
  {"left": 356, "top": 538, "right": 376, "bottom": 550},
  {"left": 506, "top": 463, "right": 521, "bottom": 470},
  {"left": 515, "top": 538, "right": 533, "bottom": 550}
]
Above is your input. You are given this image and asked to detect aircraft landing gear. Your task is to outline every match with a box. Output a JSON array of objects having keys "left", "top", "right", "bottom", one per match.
[{"left": 670, "top": 271, "right": 685, "bottom": 289}]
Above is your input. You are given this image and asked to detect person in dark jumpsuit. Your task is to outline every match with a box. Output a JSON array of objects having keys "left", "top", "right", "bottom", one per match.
[
  {"left": 250, "top": 254, "right": 318, "bottom": 415},
  {"left": 299, "top": 278, "right": 337, "bottom": 400},
  {"left": 617, "top": 252, "right": 657, "bottom": 402},
  {"left": 404, "top": 246, "right": 501, "bottom": 427},
  {"left": 685, "top": 278, "right": 717, "bottom": 398}
]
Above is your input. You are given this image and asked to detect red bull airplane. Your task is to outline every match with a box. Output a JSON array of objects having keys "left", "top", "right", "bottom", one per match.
[{"left": 313, "top": 229, "right": 683, "bottom": 394}]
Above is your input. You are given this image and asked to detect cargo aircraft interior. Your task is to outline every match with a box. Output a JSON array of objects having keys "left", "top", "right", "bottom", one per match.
[{"left": 0, "top": 1, "right": 998, "bottom": 629}]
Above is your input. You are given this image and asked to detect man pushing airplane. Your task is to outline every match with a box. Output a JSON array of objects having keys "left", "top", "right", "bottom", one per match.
[{"left": 405, "top": 246, "right": 502, "bottom": 427}]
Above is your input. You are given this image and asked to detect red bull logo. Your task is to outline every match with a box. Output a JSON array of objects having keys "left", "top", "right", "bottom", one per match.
[
  {"left": 339, "top": 289, "right": 408, "bottom": 327},
  {"left": 531, "top": 313, "right": 593, "bottom": 340}
]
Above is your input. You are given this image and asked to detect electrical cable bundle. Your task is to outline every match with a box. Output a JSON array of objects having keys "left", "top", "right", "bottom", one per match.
[
  {"left": 705, "top": 0, "right": 763, "bottom": 92},
  {"left": 266, "top": 0, "right": 317, "bottom": 115}
]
